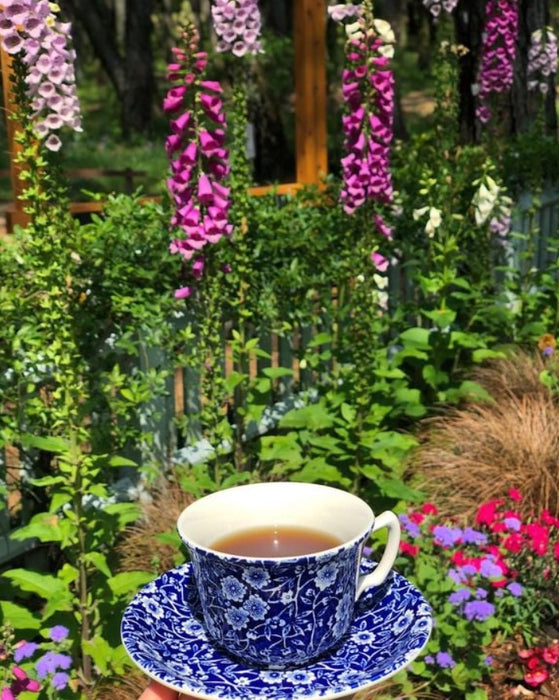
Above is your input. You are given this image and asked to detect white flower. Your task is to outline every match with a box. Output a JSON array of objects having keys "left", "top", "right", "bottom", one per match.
[
  {"left": 428, "top": 207, "right": 442, "bottom": 228},
  {"left": 373, "top": 18, "right": 395, "bottom": 43},
  {"left": 413, "top": 206, "right": 429, "bottom": 220},
  {"left": 378, "top": 44, "right": 395, "bottom": 59},
  {"left": 345, "top": 20, "right": 363, "bottom": 39}
]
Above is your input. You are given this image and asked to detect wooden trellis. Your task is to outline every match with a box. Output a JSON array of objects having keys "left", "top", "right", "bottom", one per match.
[{"left": 0, "top": 0, "right": 328, "bottom": 228}]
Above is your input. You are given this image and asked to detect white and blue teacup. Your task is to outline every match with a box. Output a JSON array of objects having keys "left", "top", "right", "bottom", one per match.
[{"left": 176, "top": 481, "right": 401, "bottom": 669}]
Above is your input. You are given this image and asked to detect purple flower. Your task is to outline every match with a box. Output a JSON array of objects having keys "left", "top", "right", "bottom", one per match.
[
  {"left": 504, "top": 517, "right": 521, "bottom": 532},
  {"left": 399, "top": 514, "right": 420, "bottom": 539},
  {"left": 164, "top": 24, "right": 232, "bottom": 286},
  {"left": 435, "top": 651, "right": 456, "bottom": 668},
  {"left": 0, "top": 0, "right": 82, "bottom": 146},
  {"left": 479, "top": 557, "right": 503, "bottom": 579},
  {"left": 527, "top": 27, "right": 558, "bottom": 94},
  {"left": 475, "top": 0, "right": 519, "bottom": 124},
  {"left": 461, "top": 527, "right": 488, "bottom": 545},
  {"left": 507, "top": 581, "right": 523, "bottom": 597},
  {"left": 51, "top": 672, "right": 69, "bottom": 690},
  {"left": 432, "top": 525, "right": 462, "bottom": 548},
  {"left": 449, "top": 588, "right": 472, "bottom": 605},
  {"left": 49, "top": 625, "right": 69, "bottom": 643},
  {"left": 463, "top": 600, "right": 495, "bottom": 622},
  {"left": 335, "top": 5, "right": 395, "bottom": 243},
  {"left": 36, "top": 651, "right": 72, "bottom": 679},
  {"left": 13, "top": 642, "right": 39, "bottom": 662},
  {"left": 211, "top": 0, "right": 263, "bottom": 56}
]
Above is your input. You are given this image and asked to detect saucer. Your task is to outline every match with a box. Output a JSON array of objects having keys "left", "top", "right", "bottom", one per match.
[{"left": 121, "top": 561, "right": 432, "bottom": 700}]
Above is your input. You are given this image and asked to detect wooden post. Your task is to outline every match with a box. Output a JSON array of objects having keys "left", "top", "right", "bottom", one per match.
[
  {"left": 294, "top": 0, "right": 328, "bottom": 186},
  {"left": 1, "top": 47, "right": 30, "bottom": 229}
]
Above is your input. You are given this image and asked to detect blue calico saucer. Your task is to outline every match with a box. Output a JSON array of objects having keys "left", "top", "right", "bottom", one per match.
[{"left": 121, "top": 562, "right": 432, "bottom": 700}]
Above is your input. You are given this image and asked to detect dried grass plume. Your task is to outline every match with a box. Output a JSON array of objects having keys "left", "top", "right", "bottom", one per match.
[{"left": 407, "top": 349, "right": 559, "bottom": 517}]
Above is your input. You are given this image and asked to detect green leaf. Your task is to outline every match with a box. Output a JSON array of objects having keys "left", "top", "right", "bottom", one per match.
[
  {"left": 28, "top": 475, "right": 67, "bottom": 488},
  {"left": 82, "top": 636, "right": 118, "bottom": 675},
  {"left": 108, "top": 455, "right": 138, "bottom": 468},
  {"left": 258, "top": 434, "right": 302, "bottom": 464},
  {"left": 398, "top": 327, "right": 431, "bottom": 349},
  {"left": 262, "top": 366, "right": 294, "bottom": 379},
  {"left": 423, "top": 307, "right": 456, "bottom": 328},
  {"left": 11, "top": 513, "right": 63, "bottom": 543},
  {"left": 307, "top": 332, "right": 332, "bottom": 348},
  {"left": 3, "top": 569, "right": 68, "bottom": 599},
  {"left": 279, "top": 403, "right": 335, "bottom": 430},
  {"left": 84, "top": 552, "right": 112, "bottom": 578},
  {"left": 224, "top": 371, "right": 247, "bottom": 393},
  {"left": 375, "top": 478, "right": 424, "bottom": 502},
  {"left": 446, "top": 380, "right": 494, "bottom": 403},
  {"left": 292, "top": 458, "right": 351, "bottom": 487},
  {"left": 422, "top": 364, "right": 449, "bottom": 390},
  {"left": 340, "top": 402, "right": 356, "bottom": 424},
  {"left": 108, "top": 571, "right": 154, "bottom": 597},
  {"left": 0, "top": 601, "right": 40, "bottom": 631},
  {"left": 472, "top": 348, "right": 506, "bottom": 363},
  {"left": 21, "top": 434, "right": 69, "bottom": 453}
]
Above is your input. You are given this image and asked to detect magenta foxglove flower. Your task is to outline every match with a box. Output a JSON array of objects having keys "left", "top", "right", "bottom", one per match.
[
  {"left": 165, "top": 25, "right": 232, "bottom": 290},
  {"left": 211, "top": 0, "right": 263, "bottom": 56},
  {"left": 475, "top": 0, "right": 519, "bottom": 124},
  {"left": 0, "top": 0, "right": 82, "bottom": 150},
  {"left": 330, "top": 9, "right": 395, "bottom": 246}
]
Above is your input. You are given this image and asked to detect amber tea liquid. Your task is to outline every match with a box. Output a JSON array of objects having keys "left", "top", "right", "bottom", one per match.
[{"left": 211, "top": 525, "right": 342, "bottom": 557}]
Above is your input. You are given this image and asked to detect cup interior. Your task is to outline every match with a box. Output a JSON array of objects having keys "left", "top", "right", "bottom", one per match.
[{"left": 177, "top": 481, "right": 374, "bottom": 555}]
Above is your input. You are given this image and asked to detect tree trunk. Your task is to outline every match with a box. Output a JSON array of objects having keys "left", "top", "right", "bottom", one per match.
[
  {"left": 122, "top": 0, "right": 154, "bottom": 138},
  {"left": 60, "top": 0, "right": 154, "bottom": 138}
]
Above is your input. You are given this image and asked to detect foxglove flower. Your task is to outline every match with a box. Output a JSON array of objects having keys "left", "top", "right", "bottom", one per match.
[
  {"left": 475, "top": 0, "right": 519, "bottom": 124},
  {"left": 422, "top": 0, "right": 458, "bottom": 17},
  {"left": 527, "top": 27, "right": 558, "bottom": 94},
  {"left": 164, "top": 25, "right": 232, "bottom": 287},
  {"left": 331, "top": 6, "right": 396, "bottom": 244},
  {"left": 0, "top": 0, "right": 82, "bottom": 150},
  {"left": 211, "top": 0, "right": 263, "bottom": 56}
]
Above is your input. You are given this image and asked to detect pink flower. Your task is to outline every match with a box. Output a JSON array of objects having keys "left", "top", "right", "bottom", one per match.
[
  {"left": 174, "top": 286, "right": 192, "bottom": 299},
  {"left": 211, "top": 0, "right": 262, "bottom": 56},
  {"left": 165, "top": 23, "right": 231, "bottom": 287},
  {"left": 508, "top": 488, "right": 522, "bottom": 502},
  {"left": 370, "top": 251, "right": 389, "bottom": 272}
]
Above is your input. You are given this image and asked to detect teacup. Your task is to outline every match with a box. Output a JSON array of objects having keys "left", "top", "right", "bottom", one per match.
[{"left": 176, "top": 481, "right": 400, "bottom": 669}]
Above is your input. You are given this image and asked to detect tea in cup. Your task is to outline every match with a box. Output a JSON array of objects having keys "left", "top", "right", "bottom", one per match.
[{"left": 176, "top": 481, "right": 400, "bottom": 669}]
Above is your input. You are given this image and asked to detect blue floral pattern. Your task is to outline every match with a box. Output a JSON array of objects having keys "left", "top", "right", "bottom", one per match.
[
  {"left": 121, "top": 561, "right": 432, "bottom": 700},
  {"left": 188, "top": 540, "right": 363, "bottom": 668}
]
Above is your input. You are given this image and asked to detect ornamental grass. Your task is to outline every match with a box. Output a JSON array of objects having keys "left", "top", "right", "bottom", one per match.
[{"left": 406, "top": 351, "right": 559, "bottom": 518}]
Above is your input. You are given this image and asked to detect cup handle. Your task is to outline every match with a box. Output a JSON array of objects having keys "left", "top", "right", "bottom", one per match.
[{"left": 355, "top": 510, "right": 401, "bottom": 599}]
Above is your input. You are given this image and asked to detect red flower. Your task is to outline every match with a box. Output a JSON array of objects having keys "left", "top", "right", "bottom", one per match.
[
  {"left": 475, "top": 499, "right": 503, "bottom": 526},
  {"left": 524, "top": 667, "right": 548, "bottom": 687},
  {"left": 508, "top": 488, "right": 522, "bottom": 502},
  {"left": 543, "top": 645, "right": 559, "bottom": 665},
  {"left": 503, "top": 533, "right": 523, "bottom": 553},
  {"left": 400, "top": 541, "right": 419, "bottom": 557},
  {"left": 421, "top": 503, "right": 438, "bottom": 515},
  {"left": 408, "top": 511, "right": 425, "bottom": 525}
]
